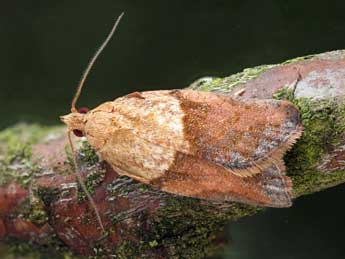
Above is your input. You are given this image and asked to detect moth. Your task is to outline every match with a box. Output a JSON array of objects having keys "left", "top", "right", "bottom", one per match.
[{"left": 61, "top": 13, "right": 303, "bottom": 232}]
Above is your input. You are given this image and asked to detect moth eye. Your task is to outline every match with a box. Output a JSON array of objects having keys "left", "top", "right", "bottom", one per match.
[
  {"left": 73, "top": 129, "right": 84, "bottom": 137},
  {"left": 77, "top": 107, "right": 89, "bottom": 114}
]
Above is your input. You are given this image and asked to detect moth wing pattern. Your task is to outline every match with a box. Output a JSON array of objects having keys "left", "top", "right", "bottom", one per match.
[
  {"left": 152, "top": 152, "right": 293, "bottom": 207},
  {"left": 155, "top": 90, "right": 301, "bottom": 207},
  {"left": 170, "top": 90, "right": 303, "bottom": 178},
  {"left": 99, "top": 128, "right": 176, "bottom": 182},
  {"left": 87, "top": 91, "right": 191, "bottom": 181},
  {"left": 84, "top": 90, "right": 303, "bottom": 207}
]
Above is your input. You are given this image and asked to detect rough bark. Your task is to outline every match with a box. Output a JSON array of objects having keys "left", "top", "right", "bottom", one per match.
[{"left": 0, "top": 50, "right": 344, "bottom": 259}]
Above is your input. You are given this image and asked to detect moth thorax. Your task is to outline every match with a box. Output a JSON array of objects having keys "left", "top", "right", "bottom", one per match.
[{"left": 60, "top": 112, "right": 86, "bottom": 132}]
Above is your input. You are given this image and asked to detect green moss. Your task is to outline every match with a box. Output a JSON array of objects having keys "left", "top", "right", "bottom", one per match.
[
  {"left": 0, "top": 124, "right": 65, "bottom": 188},
  {"left": 191, "top": 64, "right": 275, "bottom": 93},
  {"left": 148, "top": 240, "right": 158, "bottom": 248},
  {"left": 292, "top": 170, "right": 345, "bottom": 197},
  {"left": 77, "top": 167, "right": 106, "bottom": 201},
  {"left": 64, "top": 145, "right": 75, "bottom": 171},
  {"left": 191, "top": 77, "right": 222, "bottom": 91},
  {"left": 0, "top": 147, "right": 40, "bottom": 188},
  {"left": 36, "top": 186, "right": 60, "bottom": 207},
  {"left": 272, "top": 86, "right": 295, "bottom": 101},
  {"left": 16, "top": 197, "right": 48, "bottom": 226},
  {"left": 281, "top": 54, "right": 314, "bottom": 65},
  {"left": 88, "top": 243, "right": 112, "bottom": 259},
  {"left": 1, "top": 238, "right": 80, "bottom": 259},
  {"left": 105, "top": 178, "right": 262, "bottom": 258},
  {"left": 62, "top": 141, "right": 106, "bottom": 201},
  {"left": 0, "top": 124, "right": 63, "bottom": 159},
  {"left": 0, "top": 162, "right": 35, "bottom": 188},
  {"left": 192, "top": 52, "right": 315, "bottom": 93},
  {"left": 272, "top": 86, "right": 344, "bottom": 172},
  {"left": 136, "top": 195, "right": 261, "bottom": 259},
  {"left": 78, "top": 141, "right": 100, "bottom": 166},
  {"left": 115, "top": 240, "right": 144, "bottom": 259},
  {"left": 273, "top": 86, "right": 345, "bottom": 198},
  {"left": 286, "top": 98, "right": 343, "bottom": 172}
]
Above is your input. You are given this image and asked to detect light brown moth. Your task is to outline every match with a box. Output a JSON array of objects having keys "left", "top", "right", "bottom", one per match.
[{"left": 61, "top": 13, "right": 303, "bottom": 232}]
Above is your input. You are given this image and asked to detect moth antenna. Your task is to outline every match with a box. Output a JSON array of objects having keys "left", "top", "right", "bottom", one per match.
[
  {"left": 71, "top": 12, "right": 125, "bottom": 113},
  {"left": 67, "top": 130, "right": 106, "bottom": 234}
]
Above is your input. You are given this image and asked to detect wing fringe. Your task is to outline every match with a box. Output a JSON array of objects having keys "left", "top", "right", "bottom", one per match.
[{"left": 230, "top": 125, "right": 303, "bottom": 177}]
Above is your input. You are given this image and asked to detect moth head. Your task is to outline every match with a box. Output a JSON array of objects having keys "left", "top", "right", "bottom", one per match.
[{"left": 60, "top": 107, "right": 89, "bottom": 137}]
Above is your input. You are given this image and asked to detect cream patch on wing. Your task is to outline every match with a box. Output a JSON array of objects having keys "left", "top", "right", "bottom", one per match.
[
  {"left": 110, "top": 91, "right": 190, "bottom": 153},
  {"left": 99, "top": 129, "right": 177, "bottom": 180},
  {"left": 93, "top": 91, "right": 190, "bottom": 180}
]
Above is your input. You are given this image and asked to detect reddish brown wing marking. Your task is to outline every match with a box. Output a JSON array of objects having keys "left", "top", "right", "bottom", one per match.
[
  {"left": 151, "top": 152, "right": 292, "bottom": 207},
  {"left": 171, "top": 90, "right": 303, "bottom": 177},
  {"left": 150, "top": 90, "right": 302, "bottom": 207}
]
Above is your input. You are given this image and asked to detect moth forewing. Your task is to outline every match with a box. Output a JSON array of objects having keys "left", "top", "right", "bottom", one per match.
[{"left": 62, "top": 89, "right": 303, "bottom": 208}]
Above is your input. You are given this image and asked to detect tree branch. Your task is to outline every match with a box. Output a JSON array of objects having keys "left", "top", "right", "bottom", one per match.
[{"left": 0, "top": 50, "right": 344, "bottom": 259}]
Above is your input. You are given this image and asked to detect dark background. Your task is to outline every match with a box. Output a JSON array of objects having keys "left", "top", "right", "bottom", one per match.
[{"left": 1, "top": 1, "right": 345, "bottom": 258}]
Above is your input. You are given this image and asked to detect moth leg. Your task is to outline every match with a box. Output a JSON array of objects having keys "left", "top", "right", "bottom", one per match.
[{"left": 67, "top": 130, "right": 106, "bottom": 234}]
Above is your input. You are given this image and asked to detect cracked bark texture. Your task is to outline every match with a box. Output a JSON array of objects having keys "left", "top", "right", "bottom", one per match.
[{"left": 0, "top": 50, "right": 344, "bottom": 259}]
